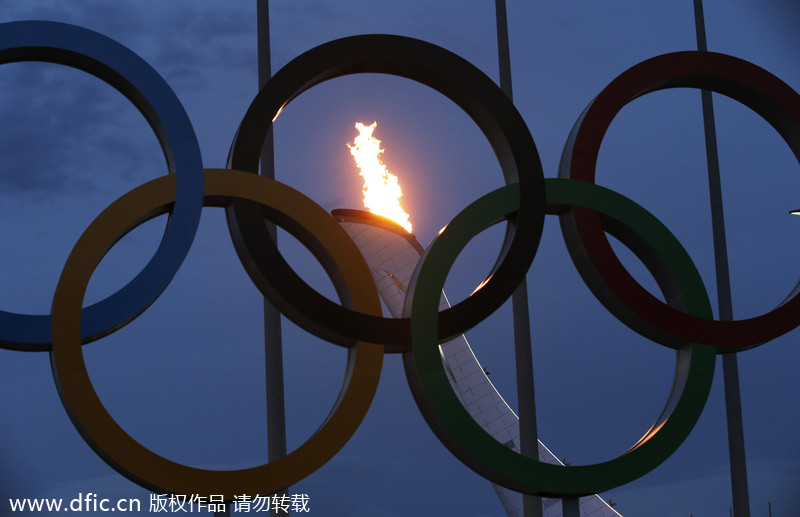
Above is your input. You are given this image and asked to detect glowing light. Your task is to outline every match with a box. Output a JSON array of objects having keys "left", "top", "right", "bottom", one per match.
[
  {"left": 272, "top": 104, "right": 286, "bottom": 122},
  {"left": 348, "top": 122, "right": 412, "bottom": 233},
  {"left": 470, "top": 274, "right": 493, "bottom": 296}
]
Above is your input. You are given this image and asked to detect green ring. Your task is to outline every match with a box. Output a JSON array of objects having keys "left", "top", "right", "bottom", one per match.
[{"left": 403, "top": 178, "right": 715, "bottom": 496}]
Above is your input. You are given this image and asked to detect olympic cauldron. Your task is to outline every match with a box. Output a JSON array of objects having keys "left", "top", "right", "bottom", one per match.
[{"left": 2, "top": 20, "right": 800, "bottom": 502}]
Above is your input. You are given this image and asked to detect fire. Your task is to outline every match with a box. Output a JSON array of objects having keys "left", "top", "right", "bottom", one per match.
[{"left": 348, "top": 122, "right": 412, "bottom": 233}]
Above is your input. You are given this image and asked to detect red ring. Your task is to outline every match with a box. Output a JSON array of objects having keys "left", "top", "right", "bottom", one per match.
[{"left": 559, "top": 51, "right": 800, "bottom": 350}]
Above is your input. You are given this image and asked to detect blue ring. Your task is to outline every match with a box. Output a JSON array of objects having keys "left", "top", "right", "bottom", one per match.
[{"left": 0, "top": 21, "right": 203, "bottom": 350}]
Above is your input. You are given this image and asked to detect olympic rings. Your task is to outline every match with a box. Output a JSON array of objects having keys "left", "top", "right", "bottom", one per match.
[
  {"left": 0, "top": 21, "right": 204, "bottom": 351},
  {"left": 403, "top": 178, "right": 716, "bottom": 496},
  {"left": 50, "top": 169, "right": 383, "bottom": 498},
  {"left": 224, "top": 34, "right": 546, "bottom": 353},
  {"left": 1, "top": 21, "right": 797, "bottom": 501},
  {"left": 559, "top": 51, "right": 800, "bottom": 351}
]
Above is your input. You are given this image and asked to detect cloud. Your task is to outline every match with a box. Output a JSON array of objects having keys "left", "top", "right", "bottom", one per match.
[
  {"left": 0, "top": 2, "right": 258, "bottom": 198},
  {"left": 0, "top": 58, "right": 169, "bottom": 197}
]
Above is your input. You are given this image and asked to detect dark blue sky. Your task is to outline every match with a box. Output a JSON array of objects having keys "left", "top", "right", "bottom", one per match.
[{"left": 1, "top": 2, "right": 799, "bottom": 516}]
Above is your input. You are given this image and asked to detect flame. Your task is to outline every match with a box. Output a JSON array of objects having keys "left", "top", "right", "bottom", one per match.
[{"left": 348, "top": 122, "right": 412, "bottom": 233}]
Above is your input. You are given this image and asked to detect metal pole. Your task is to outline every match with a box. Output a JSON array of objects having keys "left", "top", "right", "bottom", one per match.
[
  {"left": 495, "top": 0, "right": 513, "bottom": 99},
  {"left": 257, "top": 1, "right": 289, "bottom": 516},
  {"left": 562, "top": 496, "right": 580, "bottom": 517},
  {"left": 495, "top": 2, "right": 542, "bottom": 517},
  {"left": 215, "top": 4, "right": 283, "bottom": 512},
  {"left": 692, "top": 2, "right": 750, "bottom": 516}
]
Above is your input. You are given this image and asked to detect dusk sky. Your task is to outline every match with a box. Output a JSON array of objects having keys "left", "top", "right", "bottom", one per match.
[{"left": 1, "top": 2, "right": 799, "bottom": 516}]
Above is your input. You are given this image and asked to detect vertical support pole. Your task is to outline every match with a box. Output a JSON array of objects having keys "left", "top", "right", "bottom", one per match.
[
  {"left": 495, "top": 2, "right": 542, "bottom": 516},
  {"left": 495, "top": 0, "right": 513, "bottom": 99},
  {"left": 257, "top": 1, "right": 289, "bottom": 516},
  {"left": 692, "top": 2, "right": 750, "bottom": 516},
  {"left": 562, "top": 496, "right": 580, "bottom": 517}
]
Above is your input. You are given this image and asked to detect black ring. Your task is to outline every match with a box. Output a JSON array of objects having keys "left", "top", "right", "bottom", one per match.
[{"left": 226, "top": 34, "right": 545, "bottom": 350}]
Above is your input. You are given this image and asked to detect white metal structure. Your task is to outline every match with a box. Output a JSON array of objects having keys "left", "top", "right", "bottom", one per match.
[{"left": 334, "top": 210, "right": 622, "bottom": 517}]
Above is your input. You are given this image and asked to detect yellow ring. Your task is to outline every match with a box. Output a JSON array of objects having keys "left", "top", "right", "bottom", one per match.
[{"left": 51, "top": 169, "right": 383, "bottom": 498}]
